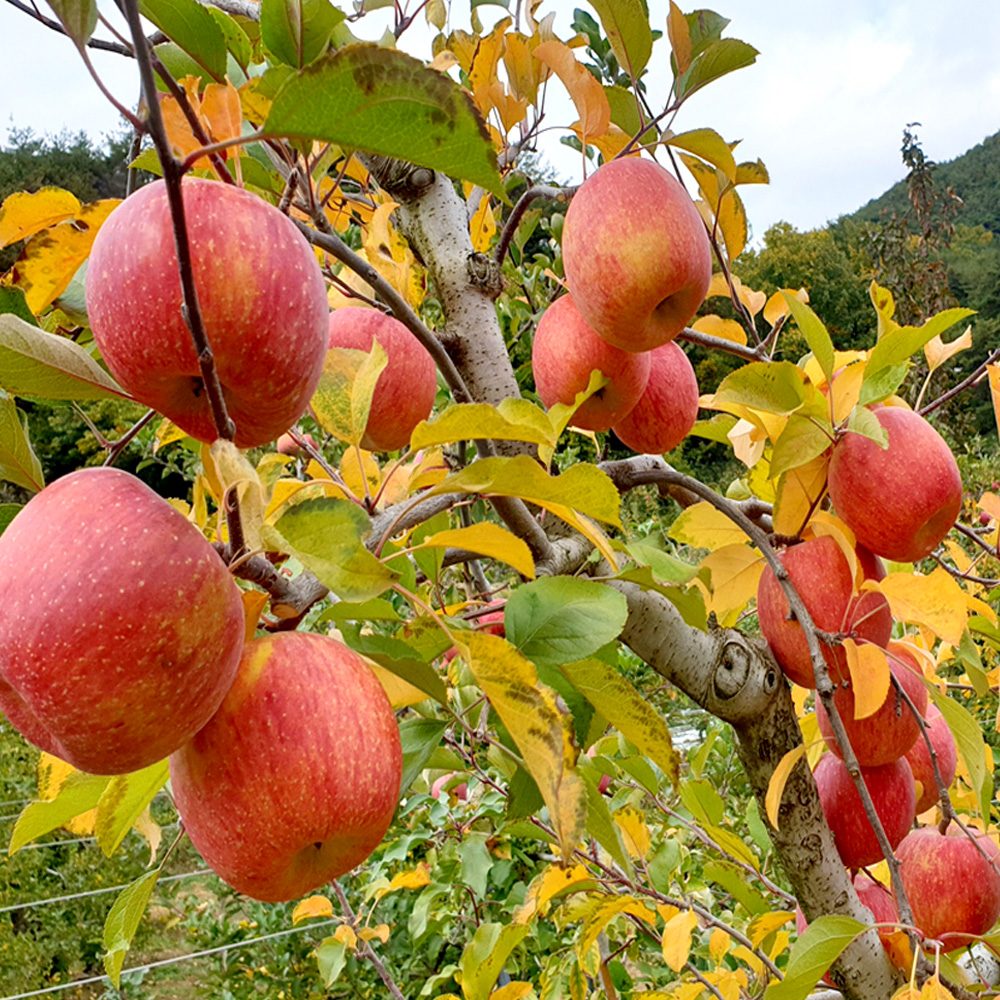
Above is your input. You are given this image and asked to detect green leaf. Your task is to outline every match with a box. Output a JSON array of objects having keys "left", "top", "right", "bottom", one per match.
[
  {"left": 845, "top": 406, "right": 888, "bottom": 447},
  {"left": 44, "top": 0, "right": 97, "bottom": 48},
  {"left": 625, "top": 540, "right": 698, "bottom": 584},
  {"left": 679, "top": 777, "right": 725, "bottom": 827},
  {"left": 9, "top": 770, "right": 110, "bottom": 854},
  {"left": 506, "top": 577, "right": 628, "bottom": 668},
  {"left": 703, "top": 860, "right": 769, "bottom": 916},
  {"left": 340, "top": 630, "right": 448, "bottom": 704},
  {"left": 0, "top": 289, "right": 39, "bottom": 326},
  {"left": 399, "top": 717, "right": 448, "bottom": 794},
  {"left": 265, "top": 45, "right": 502, "bottom": 196},
  {"left": 316, "top": 937, "right": 348, "bottom": 987},
  {"left": 95, "top": 760, "right": 169, "bottom": 858},
  {"left": 580, "top": 765, "right": 633, "bottom": 877},
  {"left": 459, "top": 922, "right": 530, "bottom": 1000},
  {"left": 770, "top": 415, "right": 832, "bottom": 478},
  {"left": 586, "top": 0, "right": 653, "bottom": 78},
  {"left": 763, "top": 915, "right": 864, "bottom": 1000},
  {"left": 561, "top": 658, "right": 679, "bottom": 784},
  {"left": 316, "top": 597, "right": 402, "bottom": 623},
  {"left": 677, "top": 38, "right": 758, "bottom": 101},
  {"left": 927, "top": 688, "right": 992, "bottom": 819},
  {"left": 0, "top": 503, "right": 20, "bottom": 536},
  {"left": 713, "top": 361, "right": 810, "bottom": 416},
  {"left": 311, "top": 342, "right": 388, "bottom": 447},
  {"left": 140, "top": 0, "right": 228, "bottom": 82},
  {"left": 459, "top": 832, "right": 493, "bottom": 899},
  {"left": 864, "top": 308, "right": 976, "bottom": 388},
  {"left": 411, "top": 399, "right": 557, "bottom": 451},
  {"left": 0, "top": 395, "right": 44, "bottom": 493},
  {"left": 262, "top": 497, "right": 397, "bottom": 601},
  {"left": 428, "top": 456, "right": 623, "bottom": 528},
  {"left": 684, "top": 9, "right": 730, "bottom": 55},
  {"left": 261, "top": 0, "right": 344, "bottom": 68},
  {"left": 782, "top": 294, "right": 835, "bottom": 384},
  {"left": 856, "top": 363, "right": 908, "bottom": 407},
  {"left": 689, "top": 413, "right": 738, "bottom": 444},
  {"left": 664, "top": 128, "right": 736, "bottom": 181},
  {"left": 612, "top": 565, "right": 708, "bottom": 629},
  {"left": 208, "top": 8, "right": 253, "bottom": 71},
  {"left": 103, "top": 871, "right": 161, "bottom": 987},
  {"left": 0, "top": 314, "right": 129, "bottom": 401}
]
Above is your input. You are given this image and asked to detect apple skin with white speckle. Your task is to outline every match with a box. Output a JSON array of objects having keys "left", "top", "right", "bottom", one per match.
[
  {"left": 0, "top": 467, "right": 244, "bottom": 774},
  {"left": 86, "top": 178, "right": 330, "bottom": 449}
]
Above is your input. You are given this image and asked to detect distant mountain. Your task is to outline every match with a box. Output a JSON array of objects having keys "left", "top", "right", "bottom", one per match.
[{"left": 848, "top": 130, "right": 1000, "bottom": 231}]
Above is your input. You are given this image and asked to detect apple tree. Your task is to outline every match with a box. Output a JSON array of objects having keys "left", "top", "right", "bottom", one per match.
[{"left": 2, "top": 3, "right": 1000, "bottom": 1000}]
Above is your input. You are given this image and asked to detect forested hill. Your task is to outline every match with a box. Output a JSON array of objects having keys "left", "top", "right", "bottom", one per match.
[{"left": 850, "top": 130, "right": 1000, "bottom": 230}]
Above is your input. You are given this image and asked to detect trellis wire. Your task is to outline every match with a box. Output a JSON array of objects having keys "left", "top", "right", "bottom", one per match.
[
  {"left": 0, "top": 867, "right": 213, "bottom": 914},
  {"left": 0, "top": 919, "right": 340, "bottom": 1000},
  {"left": 11, "top": 822, "right": 180, "bottom": 852}
]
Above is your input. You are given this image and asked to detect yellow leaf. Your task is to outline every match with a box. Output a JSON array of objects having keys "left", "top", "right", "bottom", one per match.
[
  {"left": 748, "top": 911, "right": 794, "bottom": 948},
  {"left": 806, "top": 511, "right": 858, "bottom": 583},
  {"left": 692, "top": 314, "right": 748, "bottom": 346},
  {"left": 340, "top": 448, "right": 381, "bottom": 501},
  {"left": 709, "top": 928, "right": 731, "bottom": 963},
  {"left": 878, "top": 568, "right": 968, "bottom": 646},
  {"left": 333, "top": 924, "right": 357, "bottom": 949},
  {"left": 614, "top": 805, "right": 651, "bottom": 859},
  {"left": 209, "top": 439, "right": 267, "bottom": 552},
  {"left": 988, "top": 364, "right": 1000, "bottom": 441},
  {"left": 460, "top": 632, "right": 586, "bottom": 862},
  {"left": 292, "top": 895, "right": 334, "bottom": 924},
  {"left": 468, "top": 16, "right": 511, "bottom": 118},
  {"left": 924, "top": 326, "right": 972, "bottom": 372},
  {"left": 389, "top": 864, "right": 433, "bottom": 891},
  {"left": 412, "top": 400, "right": 557, "bottom": 452},
  {"left": 763, "top": 287, "right": 808, "bottom": 326},
  {"left": 514, "top": 863, "right": 595, "bottom": 923},
  {"left": 490, "top": 984, "right": 534, "bottom": 1000},
  {"left": 133, "top": 805, "right": 162, "bottom": 865},
  {"left": 153, "top": 417, "right": 189, "bottom": 453},
  {"left": 0, "top": 187, "right": 81, "bottom": 247},
  {"left": 578, "top": 896, "right": 657, "bottom": 963},
  {"left": 728, "top": 417, "right": 767, "bottom": 468},
  {"left": 358, "top": 924, "right": 390, "bottom": 943},
  {"left": 534, "top": 39, "right": 610, "bottom": 146},
  {"left": 241, "top": 589, "right": 268, "bottom": 639},
  {"left": 667, "top": 502, "right": 750, "bottom": 551},
  {"left": 13, "top": 199, "right": 119, "bottom": 313},
  {"left": 428, "top": 49, "right": 459, "bottom": 73},
  {"left": 920, "top": 976, "right": 956, "bottom": 1000},
  {"left": 544, "top": 502, "right": 620, "bottom": 571},
  {"left": 416, "top": 523, "right": 536, "bottom": 579},
  {"left": 667, "top": 1, "right": 692, "bottom": 74},
  {"left": 715, "top": 189, "right": 748, "bottom": 260},
  {"left": 311, "top": 341, "right": 389, "bottom": 447},
  {"left": 843, "top": 641, "right": 890, "bottom": 720},
  {"left": 470, "top": 193, "right": 497, "bottom": 253},
  {"left": 369, "top": 662, "right": 430, "bottom": 709},
  {"left": 980, "top": 492, "right": 1000, "bottom": 522},
  {"left": 968, "top": 593, "right": 998, "bottom": 627},
  {"left": 772, "top": 453, "right": 829, "bottom": 537},
  {"left": 701, "top": 544, "right": 764, "bottom": 622},
  {"left": 37, "top": 754, "right": 95, "bottom": 835},
  {"left": 662, "top": 910, "right": 699, "bottom": 972},
  {"left": 765, "top": 745, "right": 806, "bottom": 829}
]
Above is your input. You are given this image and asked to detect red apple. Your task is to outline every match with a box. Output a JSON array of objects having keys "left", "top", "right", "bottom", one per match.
[
  {"left": 906, "top": 704, "right": 958, "bottom": 814},
  {"left": 326, "top": 307, "right": 437, "bottom": 451},
  {"left": 757, "top": 536, "right": 892, "bottom": 688},
  {"left": 562, "top": 157, "right": 712, "bottom": 353},
  {"left": 828, "top": 407, "right": 962, "bottom": 562},
  {"left": 0, "top": 468, "right": 243, "bottom": 774},
  {"left": 816, "top": 652, "right": 928, "bottom": 766},
  {"left": 532, "top": 294, "right": 651, "bottom": 432},
  {"left": 170, "top": 632, "right": 401, "bottom": 902},
  {"left": 611, "top": 341, "right": 699, "bottom": 454},
  {"left": 276, "top": 432, "right": 316, "bottom": 457},
  {"left": 897, "top": 826, "right": 1000, "bottom": 950},
  {"left": 86, "top": 178, "right": 329, "bottom": 449},
  {"left": 813, "top": 753, "right": 916, "bottom": 869}
]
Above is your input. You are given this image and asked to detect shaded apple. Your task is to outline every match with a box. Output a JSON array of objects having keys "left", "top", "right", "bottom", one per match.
[
  {"left": 905, "top": 704, "right": 958, "bottom": 814},
  {"left": 828, "top": 406, "right": 962, "bottom": 562},
  {"left": 611, "top": 341, "right": 699, "bottom": 454},
  {"left": 757, "top": 536, "right": 892, "bottom": 688},
  {"left": 897, "top": 825, "right": 1000, "bottom": 950},
  {"left": 562, "top": 157, "right": 712, "bottom": 352},
  {"left": 532, "top": 294, "right": 650, "bottom": 432},
  {"left": 170, "top": 632, "right": 402, "bottom": 902},
  {"left": 276, "top": 432, "right": 316, "bottom": 457},
  {"left": 0, "top": 468, "right": 244, "bottom": 774},
  {"left": 816, "top": 650, "right": 928, "bottom": 766},
  {"left": 86, "top": 178, "right": 329, "bottom": 449},
  {"left": 813, "top": 753, "right": 916, "bottom": 869},
  {"left": 326, "top": 306, "right": 437, "bottom": 451}
]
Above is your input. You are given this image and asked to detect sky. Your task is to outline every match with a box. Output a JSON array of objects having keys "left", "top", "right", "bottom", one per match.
[{"left": 1, "top": 0, "right": 998, "bottom": 243}]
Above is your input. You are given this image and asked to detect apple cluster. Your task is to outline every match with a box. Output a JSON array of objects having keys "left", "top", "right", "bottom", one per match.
[
  {"left": 0, "top": 178, "right": 409, "bottom": 903},
  {"left": 759, "top": 534, "right": 998, "bottom": 950},
  {"left": 532, "top": 158, "right": 709, "bottom": 454}
]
